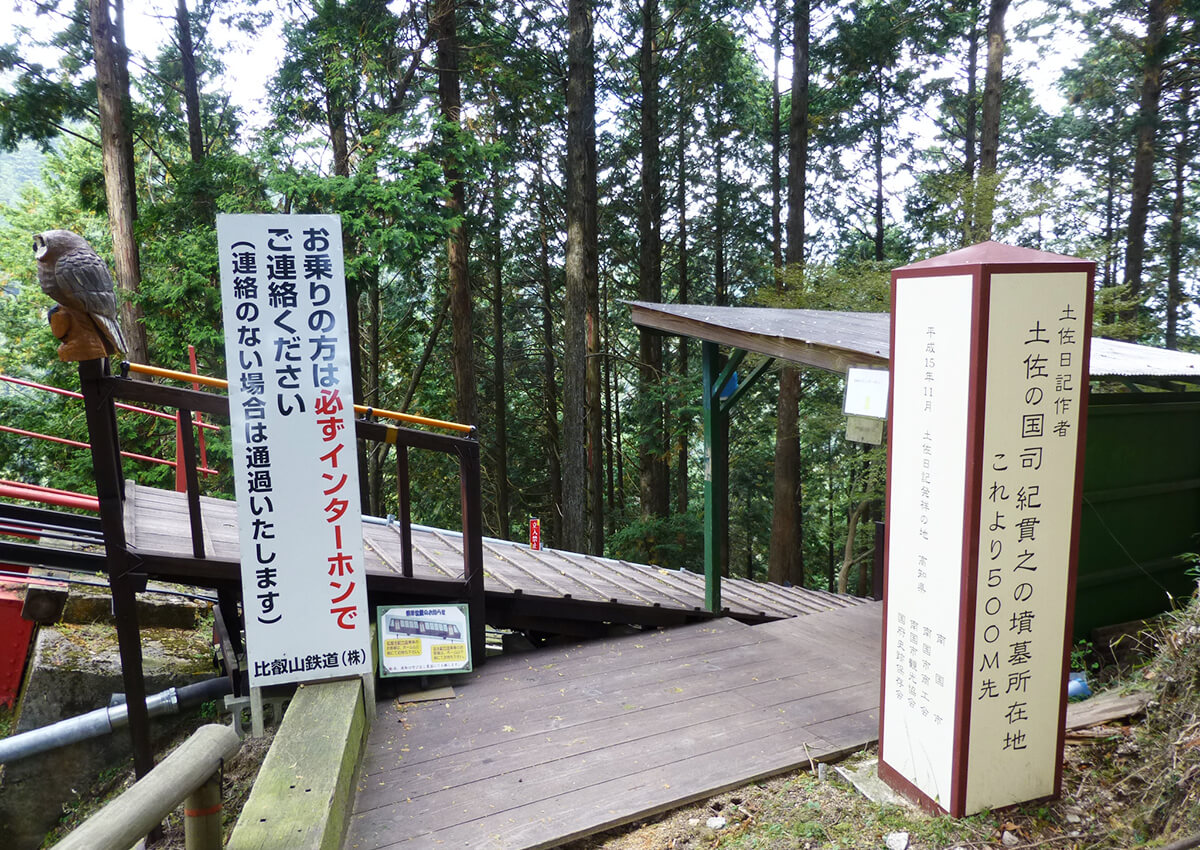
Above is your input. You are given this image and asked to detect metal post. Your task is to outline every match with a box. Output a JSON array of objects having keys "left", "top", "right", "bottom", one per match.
[
  {"left": 177, "top": 406, "right": 205, "bottom": 558},
  {"left": 396, "top": 445, "right": 413, "bottom": 577},
  {"left": 459, "top": 439, "right": 487, "bottom": 663},
  {"left": 78, "top": 358, "right": 155, "bottom": 780},
  {"left": 701, "top": 342, "right": 725, "bottom": 613}
]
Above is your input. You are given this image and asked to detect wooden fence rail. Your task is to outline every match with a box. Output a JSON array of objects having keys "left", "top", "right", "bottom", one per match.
[{"left": 53, "top": 724, "right": 241, "bottom": 850}]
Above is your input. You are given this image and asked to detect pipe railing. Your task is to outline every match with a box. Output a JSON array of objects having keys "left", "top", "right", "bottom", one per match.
[
  {"left": 0, "top": 425, "right": 219, "bottom": 476},
  {"left": 123, "top": 360, "right": 476, "bottom": 434},
  {"left": 0, "top": 373, "right": 220, "bottom": 431},
  {"left": 51, "top": 723, "right": 241, "bottom": 850},
  {"left": 0, "top": 678, "right": 231, "bottom": 764}
]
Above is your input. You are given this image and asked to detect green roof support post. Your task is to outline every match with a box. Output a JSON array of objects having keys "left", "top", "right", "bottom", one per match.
[
  {"left": 702, "top": 341, "right": 728, "bottom": 613},
  {"left": 701, "top": 342, "right": 774, "bottom": 614}
]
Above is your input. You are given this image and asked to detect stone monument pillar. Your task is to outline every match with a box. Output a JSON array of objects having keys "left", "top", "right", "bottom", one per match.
[{"left": 879, "top": 241, "right": 1094, "bottom": 815}]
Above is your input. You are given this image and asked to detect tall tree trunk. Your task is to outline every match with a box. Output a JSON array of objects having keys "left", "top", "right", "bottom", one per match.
[
  {"left": 675, "top": 113, "right": 690, "bottom": 514},
  {"left": 433, "top": 0, "right": 477, "bottom": 427},
  {"left": 491, "top": 187, "right": 510, "bottom": 537},
  {"left": 770, "top": 0, "right": 783, "bottom": 275},
  {"left": 1122, "top": 0, "right": 1168, "bottom": 328},
  {"left": 587, "top": 244, "right": 604, "bottom": 554},
  {"left": 961, "top": 0, "right": 980, "bottom": 244},
  {"left": 714, "top": 130, "right": 727, "bottom": 306},
  {"left": 637, "top": 0, "right": 668, "bottom": 525},
  {"left": 176, "top": 0, "right": 204, "bottom": 164},
  {"left": 89, "top": 0, "right": 148, "bottom": 364},
  {"left": 768, "top": 0, "right": 808, "bottom": 588},
  {"left": 873, "top": 72, "right": 885, "bottom": 261},
  {"left": 604, "top": 286, "right": 616, "bottom": 537},
  {"left": 365, "top": 269, "right": 383, "bottom": 516},
  {"left": 1103, "top": 115, "right": 1118, "bottom": 293},
  {"left": 975, "top": 0, "right": 1011, "bottom": 241},
  {"left": 401, "top": 284, "right": 447, "bottom": 413},
  {"left": 564, "top": 0, "right": 597, "bottom": 553},
  {"left": 535, "top": 160, "right": 563, "bottom": 545},
  {"left": 175, "top": 0, "right": 215, "bottom": 229},
  {"left": 1165, "top": 78, "right": 1191, "bottom": 350},
  {"left": 316, "top": 3, "right": 372, "bottom": 510}
]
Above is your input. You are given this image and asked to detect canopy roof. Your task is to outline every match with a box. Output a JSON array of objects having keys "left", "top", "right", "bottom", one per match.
[{"left": 628, "top": 301, "right": 1200, "bottom": 382}]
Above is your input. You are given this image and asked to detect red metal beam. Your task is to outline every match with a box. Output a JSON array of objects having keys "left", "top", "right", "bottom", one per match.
[
  {"left": 0, "top": 373, "right": 220, "bottom": 431},
  {"left": 0, "top": 425, "right": 217, "bottom": 475},
  {"left": 0, "top": 481, "right": 99, "bottom": 511}
]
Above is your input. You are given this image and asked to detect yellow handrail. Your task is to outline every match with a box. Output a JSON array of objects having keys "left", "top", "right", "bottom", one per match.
[{"left": 122, "top": 362, "right": 474, "bottom": 435}]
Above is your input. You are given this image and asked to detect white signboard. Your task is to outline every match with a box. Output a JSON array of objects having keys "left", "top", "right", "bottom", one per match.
[
  {"left": 880, "top": 274, "right": 973, "bottom": 810},
  {"left": 378, "top": 604, "right": 473, "bottom": 677},
  {"left": 964, "top": 273, "right": 1088, "bottom": 812},
  {"left": 880, "top": 246, "right": 1093, "bottom": 817},
  {"left": 218, "top": 214, "right": 372, "bottom": 688},
  {"left": 844, "top": 367, "right": 890, "bottom": 419}
]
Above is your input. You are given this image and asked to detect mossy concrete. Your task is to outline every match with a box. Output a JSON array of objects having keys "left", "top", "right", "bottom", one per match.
[
  {"left": 0, "top": 619, "right": 216, "bottom": 850},
  {"left": 228, "top": 678, "right": 367, "bottom": 850}
]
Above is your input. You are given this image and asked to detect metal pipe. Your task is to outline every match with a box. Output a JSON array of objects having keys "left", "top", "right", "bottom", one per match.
[
  {"left": 0, "top": 677, "right": 232, "bottom": 764},
  {"left": 0, "top": 428, "right": 217, "bottom": 475},
  {"left": 123, "top": 360, "right": 475, "bottom": 433},
  {"left": 0, "top": 373, "right": 219, "bottom": 430},
  {"left": 0, "top": 481, "right": 100, "bottom": 512}
]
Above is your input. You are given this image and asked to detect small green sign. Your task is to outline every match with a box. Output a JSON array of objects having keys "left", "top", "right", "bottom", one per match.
[{"left": 376, "top": 603, "right": 473, "bottom": 678}]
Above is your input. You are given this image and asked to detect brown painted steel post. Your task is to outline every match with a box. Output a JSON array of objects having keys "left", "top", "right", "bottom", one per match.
[
  {"left": 459, "top": 437, "right": 486, "bottom": 663},
  {"left": 177, "top": 405, "right": 206, "bottom": 558},
  {"left": 78, "top": 358, "right": 154, "bottom": 779},
  {"left": 396, "top": 444, "right": 413, "bottom": 577}
]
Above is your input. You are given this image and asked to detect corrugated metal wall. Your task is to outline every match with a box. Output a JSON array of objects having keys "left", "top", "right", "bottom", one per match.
[{"left": 1075, "top": 394, "right": 1200, "bottom": 636}]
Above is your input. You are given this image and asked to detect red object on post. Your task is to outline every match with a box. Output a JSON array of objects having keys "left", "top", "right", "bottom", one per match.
[{"left": 529, "top": 518, "right": 541, "bottom": 551}]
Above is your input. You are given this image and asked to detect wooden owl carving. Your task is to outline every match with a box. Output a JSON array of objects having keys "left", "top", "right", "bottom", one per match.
[{"left": 34, "top": 229, "right": 128, "bottom": 361}]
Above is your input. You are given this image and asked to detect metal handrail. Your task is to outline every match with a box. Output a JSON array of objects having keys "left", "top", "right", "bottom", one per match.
[
  {"left": 0, "top": 424, "right": 219, "bottom": 475},
  {"left": 0, "top": 373, "right": 220, "bottom": 431},
  {"left": 123, "top": 361, "right": 475, "bottom": 434}
]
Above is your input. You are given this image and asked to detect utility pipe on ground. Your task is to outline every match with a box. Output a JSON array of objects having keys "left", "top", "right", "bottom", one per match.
[{"left": 0, "top": 677, "right": 231, "bottom": 764}]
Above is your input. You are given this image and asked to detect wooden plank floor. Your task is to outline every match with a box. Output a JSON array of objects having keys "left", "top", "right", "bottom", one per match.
[
  {"left": 123, "top": 483, "right": 866, "bottom": 625},
  {"left": 345, "top": 602, "right": 884, "bottom": 850}
]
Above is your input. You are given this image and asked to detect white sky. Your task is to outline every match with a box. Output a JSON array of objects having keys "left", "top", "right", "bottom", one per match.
[
  {"left": 0, "top": 0, "right": 284, "bottom": 133},
  {"left": 2, "top": 1, "right": 1088, "bottom": 135}
]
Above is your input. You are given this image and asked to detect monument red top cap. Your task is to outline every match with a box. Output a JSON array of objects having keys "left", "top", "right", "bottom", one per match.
[{"left": 896, "top": 240, "right": 1090, "bottom": 271}]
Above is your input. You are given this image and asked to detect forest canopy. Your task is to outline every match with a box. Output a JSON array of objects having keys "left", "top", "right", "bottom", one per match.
[{"left": 0, "top": 0, "right": 1196, "bottom": 592}]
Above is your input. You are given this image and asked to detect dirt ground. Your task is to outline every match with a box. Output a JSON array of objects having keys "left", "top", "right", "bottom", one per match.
[{"left": 560, "top": 733, "right": 1155, "bottom": 850}]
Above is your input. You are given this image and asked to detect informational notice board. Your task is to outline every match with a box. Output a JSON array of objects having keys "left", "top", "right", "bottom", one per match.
[
  {"left": 377, "top": 604, "right": 473, "bottom": 677},
  {"left": 218, "top": 214, "right": 372, "bottom": 688},
  {"left": 879, "top": 243, "right": 1094, "bottom": 816}
]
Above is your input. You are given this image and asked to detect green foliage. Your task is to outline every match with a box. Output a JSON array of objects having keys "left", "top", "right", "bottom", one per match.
[
  {"left": 1070, "top": 638, "right": 1101, "bottom": 675},
  {"left": 609, "top": 511, "right": 704, "bottom": 570},
  {"left": 1, "top": 0, "right": 1198, "bottom": 598}
]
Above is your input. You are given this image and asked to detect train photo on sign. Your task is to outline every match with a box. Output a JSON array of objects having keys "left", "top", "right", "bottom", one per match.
[{"left": 384, "top": 613, "right": 462, "bottom": 640}]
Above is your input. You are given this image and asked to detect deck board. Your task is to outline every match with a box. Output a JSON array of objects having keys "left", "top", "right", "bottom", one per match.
[
  {"left": 122, "top": 483, "right": 867, "bottom": 629},
  {"left": 346, "top": 602, "right": 884, "bottom": 850}
]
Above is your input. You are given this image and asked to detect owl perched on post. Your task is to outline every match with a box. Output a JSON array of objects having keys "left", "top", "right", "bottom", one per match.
[{"left": 34, "top": 229, "right": 128, "bottom": 361}]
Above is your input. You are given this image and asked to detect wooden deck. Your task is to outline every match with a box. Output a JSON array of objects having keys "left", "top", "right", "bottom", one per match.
[
  {"left": 346, "top": 601, "right": 883, "bottom": 850},
  {"left": 121, "top": 483, "right": 866, "bottom": 632}
]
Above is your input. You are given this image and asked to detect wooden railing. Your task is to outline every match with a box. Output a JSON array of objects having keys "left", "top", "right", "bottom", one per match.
[{"left": 53, "top": 724, "right": 241, "bottom": 850}]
